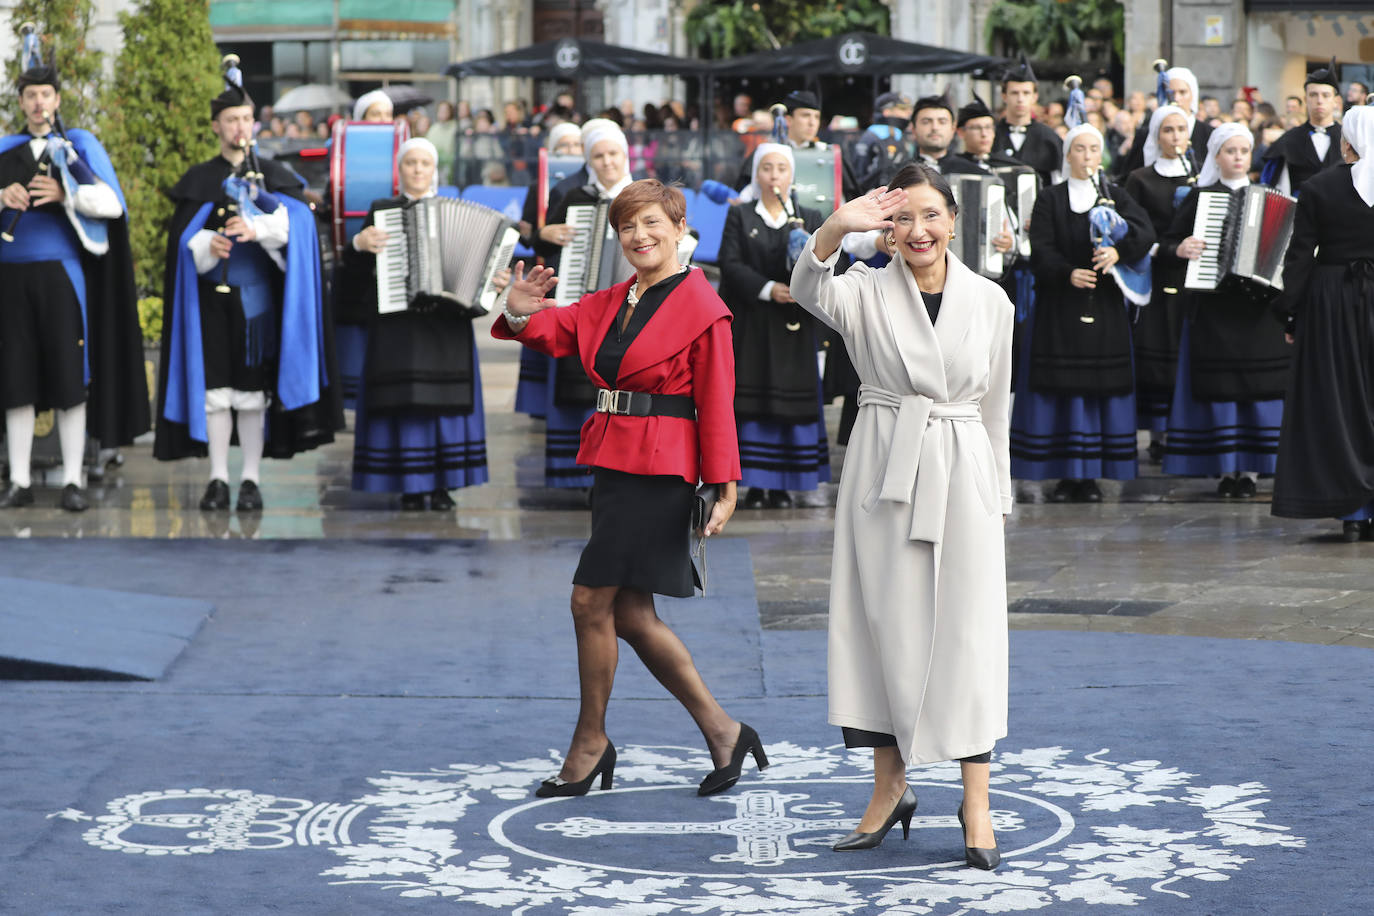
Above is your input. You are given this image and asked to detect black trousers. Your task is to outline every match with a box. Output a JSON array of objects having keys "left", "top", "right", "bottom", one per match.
[
  {"left": 0, "top": 260, "right": 86, "bottom": 411},
  {"left": 841, "top": 727, "right": 993, "bottom": 764}
]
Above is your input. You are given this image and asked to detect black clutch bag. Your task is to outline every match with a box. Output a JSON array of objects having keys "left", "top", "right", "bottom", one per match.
[{"left": 691, "top": 484, "right": 719, "bottom": 595}]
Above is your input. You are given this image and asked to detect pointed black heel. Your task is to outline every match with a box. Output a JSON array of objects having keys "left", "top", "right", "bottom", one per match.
[
  {"left": 832, "top": 785, "right": 918, "bottom": 851},
  {"left": 698, "top": 723, "right": 769, "bottom": 796},
  {"left": 957, "top": 803, "right": 1001, "bottom": 870},
  {"left": 535, "top": 742, "right": 616, "bottom": 797}
]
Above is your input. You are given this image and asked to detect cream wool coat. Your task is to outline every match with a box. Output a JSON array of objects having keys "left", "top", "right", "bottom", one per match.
[{"left": 791, "top": 235, "right": 1013, "bottom": 765}]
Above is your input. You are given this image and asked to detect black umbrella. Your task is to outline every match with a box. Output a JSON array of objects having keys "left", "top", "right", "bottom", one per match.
[{"left": 383, "top": 85, "right": 434, "bottom": 115}]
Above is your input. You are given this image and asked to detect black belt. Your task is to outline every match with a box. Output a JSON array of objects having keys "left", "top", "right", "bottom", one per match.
[{"left": 594, "top": 388, "right": 696, "bottom": 419}]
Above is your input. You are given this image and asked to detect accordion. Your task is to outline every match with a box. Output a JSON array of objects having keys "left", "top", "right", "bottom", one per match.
[
  {"left": 991, "top": 164, "right": 1039, "bottom": 259},
  {"left": 1184, "top": 185, "right": 1296, "bottom": 292},
  {"left": 374, "top": 197, "right": 519, "bottom": 316},
  {"left": 947, "top": 174, "right": 1008, "bottom": 279},
  {"left": 554, "top": 199, "right": 635, "bottom": 306}
]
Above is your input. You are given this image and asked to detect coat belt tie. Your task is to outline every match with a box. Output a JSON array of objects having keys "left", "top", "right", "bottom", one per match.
[{"left": 857, "top": 384, "right": 982, "bottom": 544}]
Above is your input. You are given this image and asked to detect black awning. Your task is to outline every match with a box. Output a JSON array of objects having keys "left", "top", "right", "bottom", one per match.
[
  {"left": 706, "top": 32, "right": 1010, "bottom": 79},
  {"left": 445, "top": 37, "right": 712, "bottom": 80}
]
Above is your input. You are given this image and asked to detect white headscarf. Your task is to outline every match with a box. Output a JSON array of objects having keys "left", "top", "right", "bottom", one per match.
[
  {"left": 1342, "top": 105, "right": 1374, "bottom": 207},
  {"left": 396, "top": 137, "right": 439, "bottom": 195},
  {"left": 1197, "top": 123, "right": 1253, "bottom": 188},
  {"left": 749, "top": 142, "right": 794, "bottom": 201},
  {"left": 546, "top": 121, "right": 580, "bottom": 152},
  {"left": 1143, "top": 104, "right": 1191, "bottom": 168},
  {"left": 1166, "top": 67, "right": 1200, "bottom": 117},
  {"left": 353, "top": 89, "right": 392, "bottom": 122},
  {"left": 1060, "top": 123, "right": 1105, "bottom": 182},
  {"left": 580, "top": 118, "right": 628, "bottom": 162}
]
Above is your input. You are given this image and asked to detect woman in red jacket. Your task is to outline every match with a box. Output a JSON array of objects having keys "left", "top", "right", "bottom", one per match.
[{"left": 493, "top": 179, "right": 769, "bottom": 798}]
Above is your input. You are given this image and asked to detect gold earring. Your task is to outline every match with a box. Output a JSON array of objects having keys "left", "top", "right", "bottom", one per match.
[
  {"left": 948, "top": 229, "right": 957, "bottom": 241},
  {"left": 884, "top": 231, "right": 896, "bottom": 249}
]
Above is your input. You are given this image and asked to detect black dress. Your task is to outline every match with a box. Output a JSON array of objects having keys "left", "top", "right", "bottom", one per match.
[
  {"left": 1272, "top": 165, "right": 1374, "bottom": 518},
  {"left": 573, "top": 270, "right": 697, "bottom": 597},
  {"left": 1123, "top": 164, "right": 1191, "bottom": 422}
]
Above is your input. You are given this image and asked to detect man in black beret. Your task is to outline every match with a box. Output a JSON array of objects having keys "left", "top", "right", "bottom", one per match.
[
  {"left": 992, "top": 54, "right": 1061, "bottom": 184},
  {"left": 1260, "top": 58, "right": 1344, "bottom": 195}
]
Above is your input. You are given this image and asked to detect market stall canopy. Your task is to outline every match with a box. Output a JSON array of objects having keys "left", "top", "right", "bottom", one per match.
[
  {"left": 444, "top": 37, "right": 713, "bottom": 79},
  {"left": 707, "top": 32, "right": 1010, "bottom": 79}
]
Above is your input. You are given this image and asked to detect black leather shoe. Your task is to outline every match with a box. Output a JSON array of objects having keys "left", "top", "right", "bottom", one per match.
[
  {"left": 1342, "top": 521, "right": 1363, "bottom": 542},
  {"left": 1362, "top": 521, "right": 1374, "bottom": 542},
  {"left": 698, "top": 723, "right": 770, "bottom": 795},
  {"left": 535, "top": 742, "right": 616, "bottom": 797},
  {"left": 400, "top": 492, "right": 426, "bottom": 511},
  {"left": 235, "top": 479, "right": 263, "bottom": 512},
  {"left": 430, "top": 488, "right": 455, "bottom": 510},
  {"left": 958, "top": 803, "right": 1001, "bottom": 870},
  {"left": 1216, "top": 476, "right": 1237, "bottom": 498},
  {"left": 766, "top": 489, "right": 794, "bottom": 509},
  {"left": 0, "top": 484, "right": 34, "bottom": 508},
  {"left": 199, "top": 479, "right": 230, "bottom": 511},
  {"left": 1233, "top": 476, "right": 1257, "bottom": 498},
  {"left": 60, "top": 484, "right": 88, "bottom": 512},
  {"left": 742, "top": 488, "right": 767, "bottom": 509},
  {"left": 1077, "top": 479, "right": 1103, "bottom": 503},
  {"left": 832, "top": 785, "right": 917, "bottom": 851},
  {"left": 1146, "top": 440, "right": 1164, "bottom": 464},
  {"left": 1049, "top": 479, "right": 1075, "bottom": 503}
]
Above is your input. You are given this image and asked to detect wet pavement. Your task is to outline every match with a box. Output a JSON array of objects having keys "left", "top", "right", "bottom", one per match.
[{"left": 5, "top": 311, "right": 1373, "bottom": 651}]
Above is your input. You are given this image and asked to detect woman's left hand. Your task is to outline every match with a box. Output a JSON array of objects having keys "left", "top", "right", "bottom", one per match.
[
  {"left": 703, "top": 481, "right": 737, "bottom": 537},
  {"left": 1092, "top": 245, "right": 1119, "bottom": 273}
]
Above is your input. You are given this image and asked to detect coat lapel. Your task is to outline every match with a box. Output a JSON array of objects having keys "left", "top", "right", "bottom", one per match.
[
  {"left": 616, "top": 270, "right": 717, "bottom": 381},
  {"left": 934, "top": 253, "right": 975, "bottom": 374},
  {"left": 879, "top": 259, "right": 948, "bottom": 401}
]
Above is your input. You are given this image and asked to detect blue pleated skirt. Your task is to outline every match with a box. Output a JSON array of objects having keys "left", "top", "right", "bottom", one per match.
[
  {"left": 515, "top": 349, "right": 549, "bottom": 419},
  {"left": 351, "top": 340, "right": 489, "bottom": 494},
  {"left": 738, "top": 413, "right": 831, "bottom": 491},
  {"left": 1161, "top": 323, "right": 1282, "bottom": 477},
  {"left": 335, "top": 323, "right": 368, "bottom": 412},
  {"left": 543, "top": 357, "right": 594, "bottom": 488}
]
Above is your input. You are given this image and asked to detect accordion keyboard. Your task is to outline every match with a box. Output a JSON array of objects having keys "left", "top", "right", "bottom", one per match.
[
  {"left": 374, "top": 207, "right": 413, "bottom": 314},
  {"left": 1184, "top": 190, "right": 1233, "bottom": 291}
]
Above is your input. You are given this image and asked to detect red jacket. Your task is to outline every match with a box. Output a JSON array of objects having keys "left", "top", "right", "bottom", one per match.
[{"left": 493, "top": 269, "right": 741, "bottom": 485}]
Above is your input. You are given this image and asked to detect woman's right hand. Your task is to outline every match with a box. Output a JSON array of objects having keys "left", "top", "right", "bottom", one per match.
[
  {"left": 769, "top": 282, "right": 796, "bottom": 304},
  {"left": 354, "top": 225, "right": 390, "bottom": 254},
  {"left": 829, "top": 186, "right": 909, "bottom": 235},
  {"left": 538, "top": 222, "right": 574, "bottom": 246},
  {"left": 1069, "top": 268, "right": 1098, "bottom": 289},
  {"left": 505, "top": 260, "right": 559, "bottom": 317},
  {"left": 1176, "top": 235, "right": 1206, "bottom": 260}
]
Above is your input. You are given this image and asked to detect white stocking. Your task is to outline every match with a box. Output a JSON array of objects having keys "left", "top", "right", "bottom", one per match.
[
  {"left": 4, "top": 405, "right": 35, "bottom": 488},
  {"left": 56, "top": 403, "right": 87, "bottom": 487},
  {"left": 235, "top": 408, "right": 265, "bottom": 484},
  {"left": 206, "top": 409, "right": 233, "bottom": 483}
]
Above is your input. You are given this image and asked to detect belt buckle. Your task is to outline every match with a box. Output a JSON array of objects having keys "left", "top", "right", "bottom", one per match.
[{"left": 597, "top": 389, "right": 632, "bottom": 416}]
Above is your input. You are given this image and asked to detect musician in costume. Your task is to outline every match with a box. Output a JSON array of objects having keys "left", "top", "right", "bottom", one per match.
[
  {"left": 156, "top": 60, "right": 341, "bottom": 512},
  {"left": 1123, "top": 104, "right": 1195, "bottom": 457},
  {"left": 494, "top": 179, "right": 767, "bottom": 801},
  {"left": 1114, "top": 65, "right": 1212, "bottom": 180},
  {"left": 1271, "top": 105, "right": 1374, "bottom": 541},
  {"left": 532, "top": 118, "right": 637, "bottom": 491},
  {"left": 732, "top": 90, "right": 860, "bottom": 202},
  {"left": 993, "top": 55, "right": 1062, "bottom": 185},
  {"left": 1259, "top": 59, "right": 1343, "bottom": 196},
  {"left": 0, "top": 30, "right": 147, "bottom": 511},
  {"left": 1162, "top": 124, "right": 1287, "bottom": 497},
  {"left": 344, "top": 138, "right": 488, "bottom": 508},
  {"left": 514, "top": 121, "right": 586, "bottom": 419},
  {"left": 1010, "top": 124, "right": 1154, "bottom": 502},
  {"left": 719, "top": 140, "right": 829, "bottom": 509},
  {"left": 912, "top": 96, "right": 983, "bottom": 177},
  {"left": 353, "top": 89, "right": 394, "bottom": 124}
]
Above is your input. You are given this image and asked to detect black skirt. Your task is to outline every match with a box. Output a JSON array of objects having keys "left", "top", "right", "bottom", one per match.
[{"left": 574, "top": 467, "right": 695, "bottom": 598}]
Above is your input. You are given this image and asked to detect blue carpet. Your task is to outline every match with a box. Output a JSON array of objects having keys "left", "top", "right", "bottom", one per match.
[{"left": 0, "top": 540, "right": 1370, "bottom": 914}]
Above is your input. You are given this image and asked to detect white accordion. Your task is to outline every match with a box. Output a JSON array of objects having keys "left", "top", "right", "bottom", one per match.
[
  {"left": 947, "top": 174, "right": 1008, "bottom": 280},
  {"left": 554, "top": 199, "right": 635, "bottom": 306},
  {"left": 1184, "top": 185, "right": 1297, "bottom": 292},
  {"left": 374, "top": 197, "right": 519, "bottom": 315}
]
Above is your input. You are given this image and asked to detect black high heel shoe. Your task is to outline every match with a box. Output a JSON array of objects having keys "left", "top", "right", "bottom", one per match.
[
  {"left": 698, "top": 723, "right": 769, "bottom": 796},
  {"left": 832, "top": 785, "right": 917, "bottom": 851},
  {"left": 957, "top": 803, "right": 1001, "bottom": 870},
  {"left": 535, "top": 742, "right": 616, "bottom": 797}
]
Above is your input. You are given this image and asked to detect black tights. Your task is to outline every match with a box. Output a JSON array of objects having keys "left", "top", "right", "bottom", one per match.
[{"left": 841, "top": 726, "right": 992, "bottom": 764}]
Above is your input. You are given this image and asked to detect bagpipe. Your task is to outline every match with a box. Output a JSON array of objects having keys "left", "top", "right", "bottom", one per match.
[
  {"left": 1154, "top": 58, "right": 1199, "bottom": 208},
  {"left": 211, "top": 55, "right": 283, "bottom": 294},
  {"left": 768, "top": 103, "right": 813, "bottom": 273}
]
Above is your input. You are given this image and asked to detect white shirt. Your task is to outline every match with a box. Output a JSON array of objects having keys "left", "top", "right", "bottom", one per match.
[
  {"left": 1152, "top": 157, "right": 1188, "bottom": 178},
  {"left": 753, "top": 200, "right": 790, "bottom": 301},
  {"left": 1067, "top": 176, "right": 1097, "bottom": 214},
  {"left": 27, "top": 135, "right": 123, "bottom": 220}
]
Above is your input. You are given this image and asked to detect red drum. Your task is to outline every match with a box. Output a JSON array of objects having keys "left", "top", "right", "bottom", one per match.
[{"left": 329, "top": 120, "right": 410, "bottom": 259}]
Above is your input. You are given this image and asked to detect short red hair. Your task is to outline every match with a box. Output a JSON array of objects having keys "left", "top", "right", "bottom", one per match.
[{"left": 608, "top": 179, "right": 686, "bottom": 230}]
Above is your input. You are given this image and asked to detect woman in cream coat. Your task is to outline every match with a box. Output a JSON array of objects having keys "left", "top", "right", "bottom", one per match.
[{"left": 790, "top": 162, "right": 1013, "bottom": 870}]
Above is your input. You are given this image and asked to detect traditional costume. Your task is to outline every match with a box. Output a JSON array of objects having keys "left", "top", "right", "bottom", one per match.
[
  {"left": 1272, "top": 106, "right": 1374, "bottom": 534},
  {"left": 0, "top": 30, "right": 147, "bottom": 511},
  {"left": 1114, "top": 67, "right": 1213, "bottom": 180},
  {"left": 993, "top": 55, "right": 1062, "bottom": 185},
  {"left": 719, "top": 141, "right": 829, "bottom": 507},
  {"left": 1260, "top": 59, "right": 1344, "bottom": 196},
  {"left": 1160, "top": 124, "right": 1287, "bottom": 493},
  {"left": 790, "top": 228, "right": 1014, "bottom": 766},
  {"left": 1010, "top": 125, "right": 1155, "bottom": 498},
  {"left": 155, "top": 58, "right": 341, "bottom": 511},
  {"left": 1123, "top": 104, "right": 1195, "bottom": 443},
  {"left": 534, "top": 119, "right": 635, "bottom": 490},
  {"left": 343, "top": 138, "right": 488, "bottom": 507}
]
